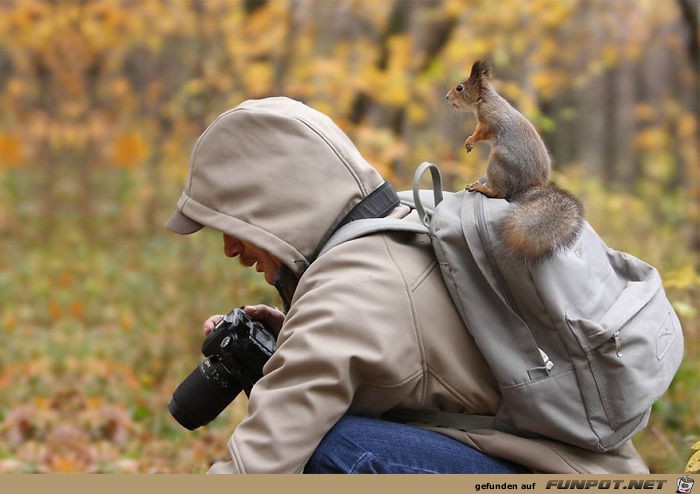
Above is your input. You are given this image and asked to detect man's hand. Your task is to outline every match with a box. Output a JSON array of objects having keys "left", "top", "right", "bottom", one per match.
[
  {"left": 203, "top": 314, "right": 224, "bottom": 336},
  {"left": 243, "top": 304, "right": 285, "bottom": 336},
  {"left": 202, "top": 305, "right": 285, "bottom": 337}
]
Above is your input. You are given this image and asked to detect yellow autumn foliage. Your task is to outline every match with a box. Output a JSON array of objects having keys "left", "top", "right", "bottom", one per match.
[
  {"left": 110, "top": 133, "right": 149, "bottom": 168},
  {"left": 0, "top": 0, "right": 697, "bottom": 474},
  {"left": 0, "top": 133, "right": 25, "bottom": 167},
  {"left": 687, "top": 442, "right": 700, "bottom": 473}
]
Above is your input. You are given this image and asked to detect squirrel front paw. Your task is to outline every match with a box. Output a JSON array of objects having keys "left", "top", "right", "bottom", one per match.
[
  {"left": 466, "top": 181, "right": 480, "bottom": 192},
  {"left": 464, "top": 141, "right": 474, "bottom": 153}
]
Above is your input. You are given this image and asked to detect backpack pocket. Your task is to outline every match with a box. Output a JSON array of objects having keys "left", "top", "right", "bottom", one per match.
[{"left": 565, "top": 267, "right": 683, "bottom": 432}]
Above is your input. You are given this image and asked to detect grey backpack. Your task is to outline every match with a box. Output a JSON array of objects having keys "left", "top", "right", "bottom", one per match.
[{"left": 320, "top": 162, "right": 684, "bottom": 453}]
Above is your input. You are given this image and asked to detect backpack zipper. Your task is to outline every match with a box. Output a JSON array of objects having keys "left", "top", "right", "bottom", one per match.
[
  {"left": 473, "top": 193, "right": 522, "bottom": 315},
  {"left": 474, "top": 193, "right": 554, "bottom": 372},
  {"left": 612, "top": 331, "right": 623, "bottom": 357}
]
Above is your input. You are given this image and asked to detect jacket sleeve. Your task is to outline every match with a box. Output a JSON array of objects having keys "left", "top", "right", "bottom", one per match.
[{"left": 208, "top": 243, "right": 424, "bottom": 473}]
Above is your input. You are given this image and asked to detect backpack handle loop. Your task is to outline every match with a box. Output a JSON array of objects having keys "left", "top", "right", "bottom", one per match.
[{"left": 412, "top": 162, "right": 444, "bottom": 227}]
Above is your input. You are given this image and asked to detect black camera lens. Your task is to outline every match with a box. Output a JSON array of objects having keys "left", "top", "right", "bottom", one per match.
[
  {"left": 169, "top": 308, "right": 277, "bottom": 431},
  {"left": 168, "top": 357, "right": 243, "bottom": 430}
]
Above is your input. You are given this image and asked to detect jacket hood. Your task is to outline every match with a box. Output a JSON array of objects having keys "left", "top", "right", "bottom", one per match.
[{"left": 165, "top": 97, "right": 387, "bottom": 277}]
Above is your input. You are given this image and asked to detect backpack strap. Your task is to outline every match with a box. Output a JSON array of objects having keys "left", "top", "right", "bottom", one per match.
[
  {"left": 412, "top": 162, "right": 444, "bottom": 226},
  {"left": 309, "top": 181, "right": 401, "bottom": 264},
  {"left": 318, "top": 162, "right": 446, "bottom": 257},
  {"left": 318, "top": 218, "right": 429, "bottom": 258}
]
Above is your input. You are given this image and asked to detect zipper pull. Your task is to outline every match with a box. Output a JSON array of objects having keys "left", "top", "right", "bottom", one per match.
[
  {"left": 612, "top": 331, "right": 623, "bottom": 357},
  {"left": 539, "top": 348, "right": 554, "bottom": 372}
]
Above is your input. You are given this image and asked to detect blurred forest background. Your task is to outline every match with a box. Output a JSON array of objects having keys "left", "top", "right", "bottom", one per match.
[{"left": 0, "top": 0, "right": 698, "bottom": 474}]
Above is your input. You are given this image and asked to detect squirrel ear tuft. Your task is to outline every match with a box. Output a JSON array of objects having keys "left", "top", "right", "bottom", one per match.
[
  {"left": 470, "top": 60, "right": 492, "bottom": 80},
  {"left": 469, "top": 61, "right": 482, "bottom": 79},
  {"left": 479, "top": 60, "right": 492, "bottom": 78}
]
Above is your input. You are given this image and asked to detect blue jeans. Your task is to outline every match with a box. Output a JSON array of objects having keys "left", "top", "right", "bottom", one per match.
[{"left": 304, "top": 415, "right": 530, "bottom": 474}]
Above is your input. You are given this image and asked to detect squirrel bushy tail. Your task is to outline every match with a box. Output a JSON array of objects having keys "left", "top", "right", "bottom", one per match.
[{"left": 498, "top": 184, "right": 584, "bottom": 264}]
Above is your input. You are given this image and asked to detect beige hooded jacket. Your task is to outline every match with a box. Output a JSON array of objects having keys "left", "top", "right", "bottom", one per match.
[{"left": 165, "top": 97, "right": 649, "bottom": 474}]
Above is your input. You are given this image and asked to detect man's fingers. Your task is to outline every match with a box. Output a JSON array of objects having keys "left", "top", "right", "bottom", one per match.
[
  {"left": 243, "top": 305, "right": 285, "bottom": 335},
  {"left": 203, "top": 314, "right": 224, "bottom": 335}
]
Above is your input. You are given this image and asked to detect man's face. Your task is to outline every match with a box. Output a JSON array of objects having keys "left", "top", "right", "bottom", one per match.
[{"left": 222, "top": 233, "right": 281, "bottom": 285}]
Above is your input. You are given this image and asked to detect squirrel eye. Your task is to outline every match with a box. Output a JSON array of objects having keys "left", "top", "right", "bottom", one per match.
[{"left": 456, "top": 84, "right": 464, "bottom": 92}]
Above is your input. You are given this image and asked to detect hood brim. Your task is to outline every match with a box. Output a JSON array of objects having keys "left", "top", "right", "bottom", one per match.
[
  {"left": 165, "top": 209, "right": 205, "bottom": 235},
  {"left": 163, "top": 97, "right": 387, "bottom": 276}
]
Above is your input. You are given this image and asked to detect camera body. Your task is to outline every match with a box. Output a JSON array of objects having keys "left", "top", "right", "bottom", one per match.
[{"left": 169, "top": 308, "right": 276, "bottom": 430}]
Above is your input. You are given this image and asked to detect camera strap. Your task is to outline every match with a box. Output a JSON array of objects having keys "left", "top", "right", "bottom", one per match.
[
  {"left": 273, "top": 264, "right": 299, "bottom": 314},
  {"left": 276, "top": 182, "right": 400, "bottom": 313},
  {"left": 335, "top": 181, "right": 401, "bottom": 230},
  {"left": 308, "top": 181, "right": 400, "bottom": 265}
]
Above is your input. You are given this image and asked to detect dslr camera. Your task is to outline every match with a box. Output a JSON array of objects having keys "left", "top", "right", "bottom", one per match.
[{"left": 168, "top": 308, "right": 276, "bottom": 430}]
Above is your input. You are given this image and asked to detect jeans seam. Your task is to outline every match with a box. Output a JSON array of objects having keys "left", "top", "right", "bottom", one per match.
[
  {"left": 348, "top": 452, "right": 375, "bottom": 474},
  {"left": 351, "top": 452, "right": 442, "bottom": 474}
]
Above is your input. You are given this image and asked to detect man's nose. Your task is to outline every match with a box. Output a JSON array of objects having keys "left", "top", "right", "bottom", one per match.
[
  {"left": 223, "top": 235, "right": 243, "bottom": 257},
  {"left": 225, "top": 245, "right": 240, "bottom": 257}
]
